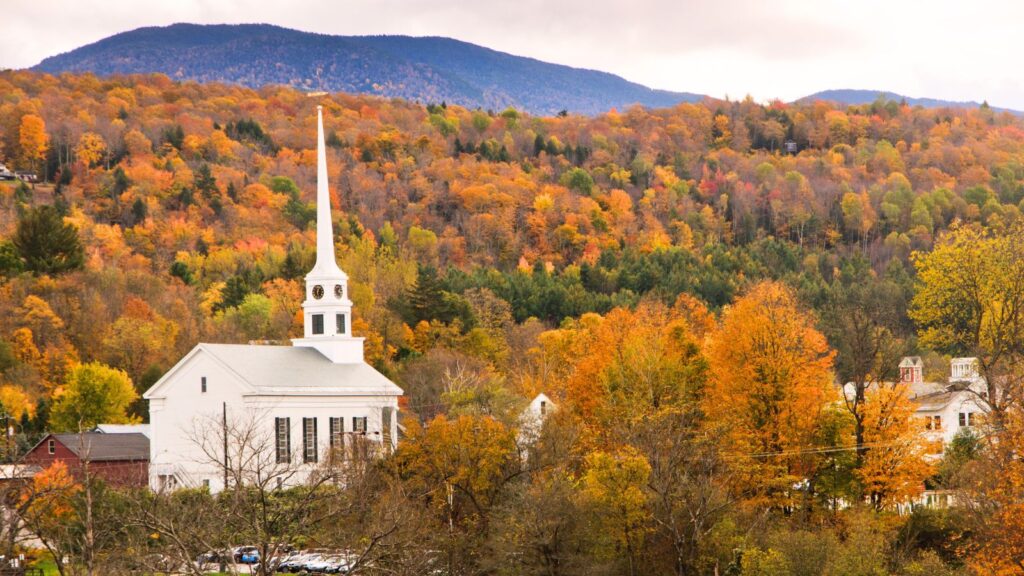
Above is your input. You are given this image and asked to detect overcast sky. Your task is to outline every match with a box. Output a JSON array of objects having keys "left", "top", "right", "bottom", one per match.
[{"left": 5, "top": 0, "right": 1023, "bottom": 109}]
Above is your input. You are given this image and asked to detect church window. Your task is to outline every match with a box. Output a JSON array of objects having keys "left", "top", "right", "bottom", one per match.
[
  {"left": 353, "top": 416, "right": 367, "bottom": 434},
  {"left": 275, "top": 417, "right": 291, "bottom": 463},
  {"left": 336, "top": 313, "right": 346, "bottom": 335},
  {"left": 312, "top": 285, "right": 325, "bottom": 299},
  {"left": 312, "top": 314, "right": 324, "bottom": 335},
  {"left": 201, "top": 376, "right": 207, "bottom": 393},
  {"left": 303, "top": 417, "right": 318, "bottom": 463},
  {"left": 329, "top": 417, "right": 344, "bottom": 453}
]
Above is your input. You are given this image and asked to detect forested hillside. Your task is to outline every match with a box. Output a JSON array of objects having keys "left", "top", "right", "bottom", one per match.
[
  {"left": 32, "top": 23, "right": 704, "bottom": 115},
  {"left": 3, "top": 70, "right": 1024, "bottom": 573}
]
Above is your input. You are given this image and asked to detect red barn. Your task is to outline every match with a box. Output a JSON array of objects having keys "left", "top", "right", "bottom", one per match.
[{"left": 24, "top": 432, "right": 149, "bottom": 487}]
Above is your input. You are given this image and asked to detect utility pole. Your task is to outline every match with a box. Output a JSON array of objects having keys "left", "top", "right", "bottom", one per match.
[{"left": 222, "top": 402, "right": 229, "bottom": 491}]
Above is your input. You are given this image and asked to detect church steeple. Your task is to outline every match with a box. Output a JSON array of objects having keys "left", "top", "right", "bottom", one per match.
[
  {"left": 292, "top": 105, "right": 364, "bottom": 363},
  {"left": 311, "top": 106, "right": 345, "bottom": 279}
]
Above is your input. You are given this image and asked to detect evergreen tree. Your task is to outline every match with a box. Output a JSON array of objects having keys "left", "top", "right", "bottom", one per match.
[
  {"left": 12, "top": 205, "right": 84, "bottom": 275},
  {"left": 169, "top": 261, "right": 194, "bottom": 285},
  {"left": 533, "top": 134, "right": 546, "bottom": 156},
  {"left": 162, "top": 124, "right": 185, "bottom": 150},
  {"left": 407, "top": 265, "right": 447, "bottom": 324},
  {"left": 132, "top": 197, "right": 148, "bottom": 223},
  {"left": 194, "top": 163, "right": 218, "bottom": 198},
  {"left": 111, "top": 166, "right": 130, "bottom": 197},
  {"left": 0, "top": 241, "right": 21, "bottom": 277}
]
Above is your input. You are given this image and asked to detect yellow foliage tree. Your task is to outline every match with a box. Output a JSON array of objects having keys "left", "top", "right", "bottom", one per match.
[
  {"left": 580, "top": 447, "right": 651, "bottom": 576},
  {"left": 18, "top": 114, "right": 48, "bottom": 174},
  {"left": 75, "top": 132, "right": 107, "bottom": 168},
  {"left": 49, "top": 362, "right": 137, "bottom": 432},
  {"left": 101, "top": 297, "right": 180, "bottom": 382},
  {"left": 911, "top": 224, "right": 1024, "bottom": 423},
  {"left": 396, "top": 414, "right": 517, "bottom": 523},
  {"left": 0, "top": 385, "right": 33, "bottom": 421}
]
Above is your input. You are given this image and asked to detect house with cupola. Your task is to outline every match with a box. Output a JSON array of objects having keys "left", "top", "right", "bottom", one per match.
[
  {"left": 143, "top": 106, "right": 402, "bottom": 492},
  {"left": 844, "top": 355, "right": 987, "bottom": 458},
  {"left": 899, "top": 356, "right": 987, "bottom": 454}
]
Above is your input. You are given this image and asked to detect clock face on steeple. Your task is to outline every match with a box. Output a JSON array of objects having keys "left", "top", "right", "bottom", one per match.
[
  {"left": 334, "top": 284, "right": 344, "bottom": 299},
  {"left": 312, "top": 285, "right": 325, "bottom": 299}
]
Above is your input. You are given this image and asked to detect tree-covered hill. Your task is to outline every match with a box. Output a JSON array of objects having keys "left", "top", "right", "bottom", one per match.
[
  {"left": 4, "top": 70, "right": 1024, "bottom": 574},
  {"left": 31, "top": 23, "right": 704, "bottom": 116}
]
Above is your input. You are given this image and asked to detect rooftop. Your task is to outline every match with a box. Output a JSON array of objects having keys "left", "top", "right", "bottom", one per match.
[
  {"left": 184, "top": 343, "right": 402, "bottom": 396},
  {"left": 48, "top": 432, "right": 149, "bottom": 461}
]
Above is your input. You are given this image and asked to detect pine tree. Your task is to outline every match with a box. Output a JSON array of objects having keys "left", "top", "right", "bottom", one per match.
[{"left": 12, "top": 205, "right": 84, "bottom": 275}]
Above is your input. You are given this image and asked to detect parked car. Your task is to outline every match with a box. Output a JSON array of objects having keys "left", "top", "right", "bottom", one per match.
[
  {"left": 196, "top": 549, "right": 226, "bottom": 566},
  {"left": 14, "top": 171, "right": 37, "bottom": 183},
  {"left": 278, "top": 553, "right": 321, "bottom": 573},
  {"left": 0, "top": 164, "right": 14, "bottom": 180},
  {"left": 138, "top": 553, "right": 177, "bottom": 573},
  {"left": 306, "top": 555, "right": 347, "bottom": 573},
  {"left": 233, "top": 545, "right": 260, "bottom": 564},
  {"left": 240, "top": 548, "right": 260, "bottom": 564}
]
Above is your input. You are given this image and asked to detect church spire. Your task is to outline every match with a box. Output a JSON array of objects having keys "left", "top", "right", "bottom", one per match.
[
  {"left": 293, "top": 105, "right": 364, "bottom": 363},
  {"left": 311, "top": 105, "right": 345, "bottom": 278}
]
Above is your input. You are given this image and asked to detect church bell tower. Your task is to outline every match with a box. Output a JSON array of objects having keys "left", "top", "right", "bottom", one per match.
[{"left": 292, "top": 106, "right": 364, "bottom": 363}]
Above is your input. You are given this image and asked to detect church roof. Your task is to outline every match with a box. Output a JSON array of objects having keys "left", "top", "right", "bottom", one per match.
[
  {"left": 146, "top": 343, "right": 402, "bottom": 398},
  {"left": 94, "top": 424, "right": 151, "bottom": 438}
]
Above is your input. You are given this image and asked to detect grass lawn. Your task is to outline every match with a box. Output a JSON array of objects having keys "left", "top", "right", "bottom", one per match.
[
  {"left": 28, "top": 555, "right": 262, "bottom": 576},
  {"left": 30, "top": 556, "right": 58, "bottom": 576}
]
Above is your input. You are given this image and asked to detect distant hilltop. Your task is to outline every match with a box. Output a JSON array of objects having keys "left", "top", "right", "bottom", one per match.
[
  {"left": 31, "top": 23, "right": 706, "bottom": 116},
  {"left": 797, "top": 89, "right": 1021, "bottom": 115}
]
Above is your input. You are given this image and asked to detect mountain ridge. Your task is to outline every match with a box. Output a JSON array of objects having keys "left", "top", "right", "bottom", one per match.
[
  {"left": 797, "top": 88, "right": 1020, "bottom": 115},
  {"left": 31, "top": 23, "right": 706, "bottom": 116},
  {"left": 30, "top": 24, "right": 1020, "bottom": 116}
]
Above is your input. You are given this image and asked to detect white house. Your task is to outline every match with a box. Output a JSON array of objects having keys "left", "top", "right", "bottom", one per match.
[
  {"left": 144, "top": 106, "right": 403, "bottom": 492},
  {"left": 519, "top": 393, "right": 555, "bottom": 445},
  {"left": 844, "top": 356, "right": 987, "bottom": 458},
  {"left": 900, "top": 356, "right": 987, "bottom": 454}
]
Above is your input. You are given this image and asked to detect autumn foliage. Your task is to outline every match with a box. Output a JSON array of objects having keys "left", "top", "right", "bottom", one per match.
[
  {"left": 1, "top": 69, "right": 1022, "bottom": 574},
  {"left": 704, "top": 282, "right": 835, "bottom": 505}
]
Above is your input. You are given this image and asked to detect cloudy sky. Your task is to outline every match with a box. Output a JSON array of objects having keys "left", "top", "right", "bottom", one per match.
[{"left": 5, "top": 0, "right": 1023, "bottom": 108}]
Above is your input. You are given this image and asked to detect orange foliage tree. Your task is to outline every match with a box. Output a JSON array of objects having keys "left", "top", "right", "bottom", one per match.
[
  {"left": 532, "top": 297, "right": 711, "bottom": 448},
  {"left": 856, "top": 383, "right": 934, "bottom": 508},
  {"left": 703, "top": 281, "right": 836, "bottom": 506}
]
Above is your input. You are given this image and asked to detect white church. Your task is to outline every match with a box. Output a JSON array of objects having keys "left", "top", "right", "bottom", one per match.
[{"left": 144, "top": 106, "right": 403, "bottom": 492}]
